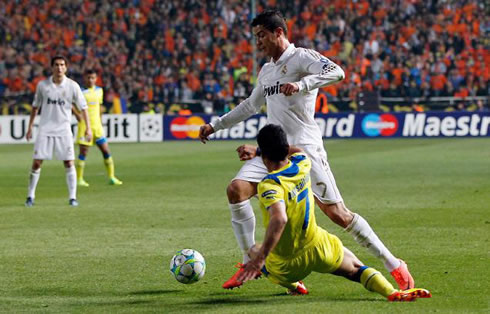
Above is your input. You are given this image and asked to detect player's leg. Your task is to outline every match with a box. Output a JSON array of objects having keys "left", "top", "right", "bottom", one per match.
[
  {"left": 227, "top": 179, "right": 257, "bottom": 262},
  {"left": 96, "top": 138, "right": 122, "bottom": 185},
  {"left": 319, "top": 202, "right": 408, "bottom": 274},
  {"left": 305, "top": 144, "right": 414, "bottom": 289},
  {"left": 228, "top": 156, "right": 267, "bottom": 263},
  {"left": 333, "top": 247, "right": 398, "bottom": 298},
  {"left": 76, "top": 144, "right": 90, "bottom": 187},
  {"left": 312, "top": 227, "right": 427, "bottom": 301},
  {"left": 75, "top": 120, "right": 91, "bottom": 187},
  {"left": 317, "top": 202, "right": 414, "bottom": 290},
  {"left": 64, "top": 160, "right": 78, "bottom": 206},
  {"left": 26, "top": 159, "right": 43, "bottom": 207},
  {"left": 333, "top": 247, "right": 430, "bottom": 301},
  {"left": 26, "top": 135, "right": 52, "bottom": 206},
  {"left": 222, "top": 179, "right": 259, "bottom": 289},
  {"left": 56, "top": 135, "right": 78, "bottom": 206},
  {"left": 222, "top": 157, "right": 266, "bottom": 289}
]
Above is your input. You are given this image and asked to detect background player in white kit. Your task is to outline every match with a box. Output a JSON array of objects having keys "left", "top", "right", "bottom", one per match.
[
  {"left": 199, "top": 10, "right": 414, "bottom": 290},
  {"left": 25, "top": 55, "right": 92, "bottom": 207}
]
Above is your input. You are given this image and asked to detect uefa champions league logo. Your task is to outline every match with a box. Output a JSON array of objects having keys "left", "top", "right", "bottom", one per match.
[{"left": 141, "top": 116, "right": 161, "bottom": 139}]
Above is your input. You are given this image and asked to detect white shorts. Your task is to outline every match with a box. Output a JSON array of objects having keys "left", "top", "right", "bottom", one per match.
[
  {"left": 233, "top": 145, "right": 343, "bottom": 204},
  {"left": 33, "top": 134, "right": 75, "bottom": 161}
]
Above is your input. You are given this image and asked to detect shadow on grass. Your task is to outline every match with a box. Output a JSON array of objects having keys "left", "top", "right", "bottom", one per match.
[
  {"left": 129, "top": 289, "right": 181, "bottom": 296},
  {"left": 74, "top": 299, "right": 153, "bottom": 307},
  {"left": 193, "top": 293, "right": 384, "bottom": 306},
  {"left": 192, "top": 297, "right": 270, "bottom": 305}
]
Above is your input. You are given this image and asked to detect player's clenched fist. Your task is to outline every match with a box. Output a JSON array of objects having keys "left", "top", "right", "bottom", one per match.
[
  {"left": 236, "top": 144, "right": 258, "bottom": 161},
  {"left": 199, "top": 124, "right": 214, "bottom": 143},
  {"left": 280, "top": 82, "right": 299, "bottom": 96}
]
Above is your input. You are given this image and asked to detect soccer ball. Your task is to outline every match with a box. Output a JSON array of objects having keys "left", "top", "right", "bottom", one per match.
[{"left": 169, "top": 249, "right": 206, "bottom": 284}]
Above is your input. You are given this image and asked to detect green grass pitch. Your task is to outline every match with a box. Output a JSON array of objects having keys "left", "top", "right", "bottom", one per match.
[{"left": 0, "top": 138, "right": 489, "bottom": 313}]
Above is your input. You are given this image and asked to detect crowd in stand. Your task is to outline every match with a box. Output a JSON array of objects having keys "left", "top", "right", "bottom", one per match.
[{"left": 0, "top": 0, "right": 488, "bottom": 114}]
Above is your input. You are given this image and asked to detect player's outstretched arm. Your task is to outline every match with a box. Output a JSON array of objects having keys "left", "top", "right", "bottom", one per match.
[
  {"left": 211, "top": 84, "right": 265, "bottom": 133},
  {"left": 238, "top": 201, "right": 288, "bottom": 283},
  {"left": 199, "top": 124, "right": 214, "bottom": 143}
]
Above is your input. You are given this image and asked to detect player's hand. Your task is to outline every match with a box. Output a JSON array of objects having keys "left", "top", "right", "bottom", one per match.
[
  {"left": 199, "top": 124, "right": 214, "bottom": 143},
  {"left": 236, "top": 144, "right": 258, "bottom": 161},
  {"left": 237, "top": 257, "right": 265, "bottom": 283},
  {"left": 26, "top": 128, "right": 32, "bottom": 141},
  {"left": 280, "top": 82, "right": 299, "bottom": 96},
  {"left": 85, "top": 129, "right": 93, "bottom": 143}
]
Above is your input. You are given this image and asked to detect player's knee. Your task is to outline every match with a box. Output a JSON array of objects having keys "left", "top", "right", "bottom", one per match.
[
  {"left": 226, "top": 180, "right": 253, "bottom": 203},
  {"left": 32, "top": 160, "right": 42, "bottom": 170},
  {"left": 63, "top": 160, "right": 74, "bottom": 168},
  {"left": 320, "top": 203, "right": 354, "bottom": 228}
]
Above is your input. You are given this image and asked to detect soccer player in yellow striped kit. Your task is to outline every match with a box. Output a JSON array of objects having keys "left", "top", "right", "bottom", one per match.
[
  {"left": 74, "top": 69, "right": 122, "bottom": 186},
  {"left": 237, "top": 124, "right": 431, "bottom": 301}
]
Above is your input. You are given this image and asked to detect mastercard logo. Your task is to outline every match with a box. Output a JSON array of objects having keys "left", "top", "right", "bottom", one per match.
[
  {"left": 361, "top": 113, "right": 398, "bottom": 137},
  {"left": 169, "top": 116, "right": 206, "bottom": 139}
]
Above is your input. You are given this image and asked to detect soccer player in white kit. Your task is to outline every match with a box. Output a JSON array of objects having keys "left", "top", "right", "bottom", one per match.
[
  {"left": 25, "top": 56, "right": 92, "bottom": 207},
  {"left": 199, "top": 10, "right": 415, "bottom": 290}
]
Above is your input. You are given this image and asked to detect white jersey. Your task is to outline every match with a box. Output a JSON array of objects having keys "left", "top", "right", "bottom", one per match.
[
  {"left": 32, "top": 76, "right": 87, "bottom": 136},
  {"left": 211, "top": 43, "right": 345, "bottom": 147}
]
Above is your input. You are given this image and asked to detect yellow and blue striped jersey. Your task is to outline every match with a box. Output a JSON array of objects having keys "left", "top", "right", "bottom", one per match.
[
  {"left": 82, "top": 86, "right": 103, "bottom": 127},
  {"left": 257, "top": 153, "right": 318, "bottom": 258}
]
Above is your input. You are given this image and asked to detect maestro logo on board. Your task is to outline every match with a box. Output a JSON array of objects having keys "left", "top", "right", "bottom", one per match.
[
  {"left": 169, "top": 116, "right": 206, "bottom": 139},
  {"left": 361, "top": 113, "right": 399, "bottom": 137}
]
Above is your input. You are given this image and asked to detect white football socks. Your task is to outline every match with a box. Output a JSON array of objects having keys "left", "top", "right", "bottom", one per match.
[
  {"left": 346, "top": 213, "right": 401, "bottom": 272},
  {"left": 27, "top": 168, "right": 41, "bottom": 199},
  {"left": 65, "top": 165, "right": 77, "bottom": 200},
  {"left": 229, "top": 200, "right": 256, "bottom": 264}
]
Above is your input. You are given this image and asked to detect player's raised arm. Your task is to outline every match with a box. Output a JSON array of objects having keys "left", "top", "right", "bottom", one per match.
[
  {"left": 199, "top": 82, "right": 265, "bottom": 143},
  {"left": 293, "top": 49, "right": 345, "bottom": 93}
]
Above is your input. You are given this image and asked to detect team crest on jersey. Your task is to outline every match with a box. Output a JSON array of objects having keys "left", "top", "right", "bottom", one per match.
[{"left": 281, "top": 65, "right": 287, "bottom": 75}]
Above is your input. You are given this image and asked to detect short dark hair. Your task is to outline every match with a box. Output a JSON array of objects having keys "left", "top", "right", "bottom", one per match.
[
  {"left": 251, "top": 10, "right": 288, "bottom": 36},
  {"left": 51, "top": 55, "right": 67, "bottom": 66},
  {"left": 84, "top": 69, "right": 97, "bottom": 75},
  {"left": 257, "top": 124, "right": 289, "bottom": 162}
]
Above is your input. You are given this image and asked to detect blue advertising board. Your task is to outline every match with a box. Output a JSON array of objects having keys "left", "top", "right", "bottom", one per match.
[{"left": 163, "top": 112, "right": 490, "bottom": 140}]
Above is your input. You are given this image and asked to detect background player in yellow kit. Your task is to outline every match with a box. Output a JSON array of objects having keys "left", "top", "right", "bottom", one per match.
[
  {"left": 237, "top": 124, "right": 431, "bottom": 301},
  {"left": 74, "top": 69, "right": 122, "bottom": 186}
]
